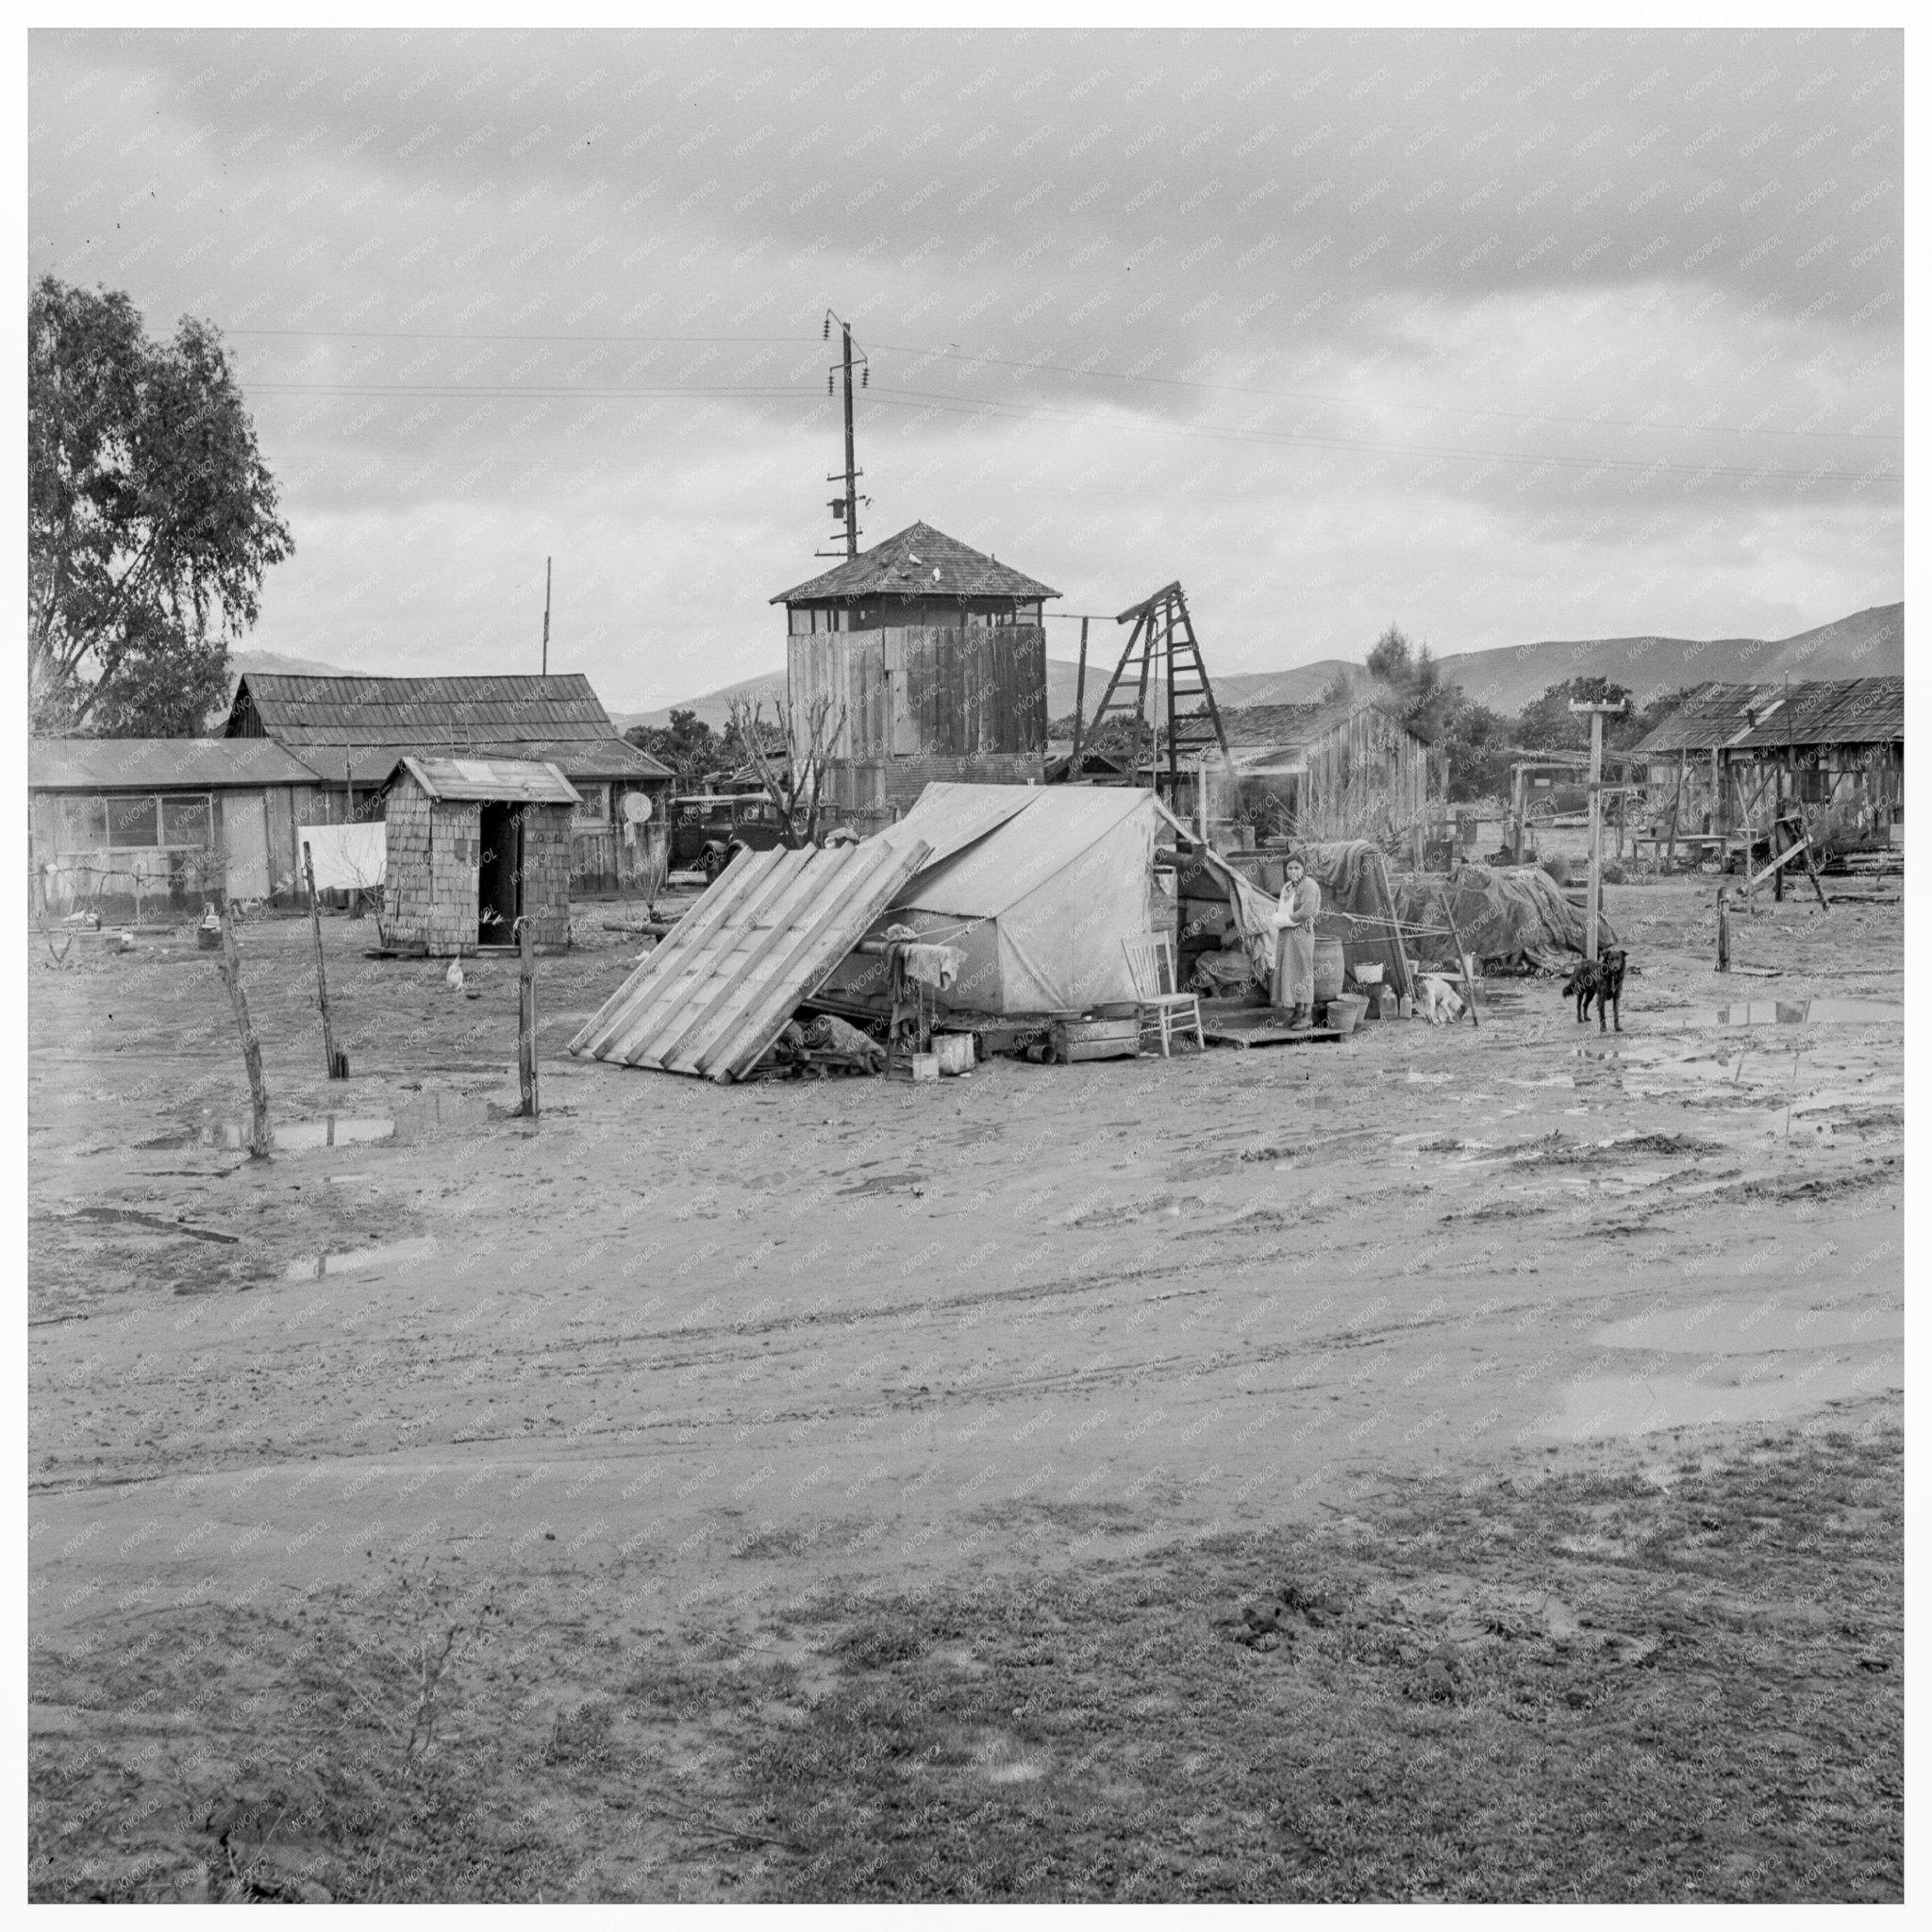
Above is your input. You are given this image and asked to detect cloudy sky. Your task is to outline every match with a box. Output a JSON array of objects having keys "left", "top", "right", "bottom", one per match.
[{"left": 29, "top": 26, "right": 1904, "bottom": 713}]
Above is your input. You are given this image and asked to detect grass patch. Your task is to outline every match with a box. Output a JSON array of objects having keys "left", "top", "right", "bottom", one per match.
[{"left": 736, "top": 1421, "right": 1902, "bottom": 1902}]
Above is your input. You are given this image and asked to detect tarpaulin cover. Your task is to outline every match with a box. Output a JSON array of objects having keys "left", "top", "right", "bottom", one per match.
[
  {"left": 825, "top": 784, "right": 1156, "bottom": 1015},
  {"left": 1392, "top": 863, "right": 1611, "bottom": 965},
  {"left": 297, "top": 823, "right": 386, "bottom": 891}
]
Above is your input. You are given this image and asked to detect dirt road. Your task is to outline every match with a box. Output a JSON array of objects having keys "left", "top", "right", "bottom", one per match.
[{"left": 28, "top": 880, "right": 1904, "bottom": 1898}]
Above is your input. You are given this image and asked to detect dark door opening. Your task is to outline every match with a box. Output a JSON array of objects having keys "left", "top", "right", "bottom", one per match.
[{"left": 478, "top": 801, "right": 524, "bottom": 944}]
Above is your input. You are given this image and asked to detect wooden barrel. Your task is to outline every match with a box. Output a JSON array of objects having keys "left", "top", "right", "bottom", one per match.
[{"left": 1313, "top": 936, "right": 1345, "bottom": 1002}]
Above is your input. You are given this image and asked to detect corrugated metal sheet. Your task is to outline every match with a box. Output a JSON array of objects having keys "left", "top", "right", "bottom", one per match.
[
  {"left": 28, "top": 737, "right": 325, "bottom": 791},
  {"left": 391, "top": 755, "right": 581, "bottom": 805},
  {"left": 773, "top": 522, "right": 1060, "bottom": 605},
  {"left": 569, "top": 836, "right": 933, "bottom": 1081}
]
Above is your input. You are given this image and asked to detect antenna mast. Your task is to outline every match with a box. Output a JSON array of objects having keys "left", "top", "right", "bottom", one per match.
[{"left": 541, "top": 557, "right": 552, "bottom": 676}]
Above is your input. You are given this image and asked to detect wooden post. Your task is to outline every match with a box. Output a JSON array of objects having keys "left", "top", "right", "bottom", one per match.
[
  {"left": 1664, "top": 749, "right": 1686, "bottom": 869},
  {"left": 1585, "top": 709, "right": 1605, "bottom": 961},
  {"left": 1441, "top": 892, "right": 1479, "bottom": 1028},
  {"left": 1069, "top": 614, "right": 1090, "bottom": 775},
  {"left": 1715, "top": 888, "right": 1730, "bottom": 973},
  {"left": 303, "top": 841, "right": 344, "bottom": 1079},
  {"left": 517, "top": 913, "right": 539, "bottom": 1119},
  {"left": 216, "top": 907, "right": 273, "bottom": 1158}
]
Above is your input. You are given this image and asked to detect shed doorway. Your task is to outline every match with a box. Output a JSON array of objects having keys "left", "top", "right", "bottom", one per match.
[{"left": 478, "top": 801, "right": 524, "bottom": 944}]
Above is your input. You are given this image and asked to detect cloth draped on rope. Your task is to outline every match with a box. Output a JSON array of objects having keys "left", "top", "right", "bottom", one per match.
[{"left": 297, "top": 823, "right": 386, "bottom": 892}]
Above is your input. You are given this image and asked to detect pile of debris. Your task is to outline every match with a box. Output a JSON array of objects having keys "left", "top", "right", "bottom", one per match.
[{"left": 1393, "top": 862, "right": 1609, "bottom": 973}]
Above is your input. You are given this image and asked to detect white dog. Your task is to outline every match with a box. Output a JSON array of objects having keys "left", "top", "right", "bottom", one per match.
[{"left": 1415, "top": 974, "right": 1465, "bottom": 1024}]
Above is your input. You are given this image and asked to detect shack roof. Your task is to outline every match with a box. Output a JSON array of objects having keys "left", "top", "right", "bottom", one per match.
[
  {"left": 225, "top": 672, "right": 670, "bottom": 781},
  {"left": 28, "top": 737, "right": 325, "bottom": 791},
  {"left": 771, "top": 521, "right": 1060, "bottom": 605},
  {"left": 385, "top": 755, "right": 582, "bottom": 805},
  {"left": 1174, "top": 695, "right": 1432, "bottom": 752},
  {"left": 1631, "top": 676, "right": 1905, "bottom": 756}
]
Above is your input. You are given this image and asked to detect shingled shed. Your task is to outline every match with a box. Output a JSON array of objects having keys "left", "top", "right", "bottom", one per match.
[{"left": 381, "top": 756, "right": 577, "bottom": 956}]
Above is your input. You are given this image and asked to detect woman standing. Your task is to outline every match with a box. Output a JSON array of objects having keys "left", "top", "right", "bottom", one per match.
[{"left": 1272, "top": 854, "right": 1322, "bottom": 1027}]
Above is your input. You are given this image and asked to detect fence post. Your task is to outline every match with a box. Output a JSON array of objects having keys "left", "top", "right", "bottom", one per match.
[
  {"left": 517, "top": 914, "right": 539, "bottom": 1119},
  {"left": 217, "top": 908, "right": 273, "bottom": 1157}
]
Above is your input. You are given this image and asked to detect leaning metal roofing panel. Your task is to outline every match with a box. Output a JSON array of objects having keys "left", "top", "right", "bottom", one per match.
[
  {"left": 772, "top": 521, "right": 1061, "bottom": 605},
  {"left": 568, "top": 836, "right": 933, "bottom": 1081},
  {"left": 28, "top": 737, "right": 325, "bottom": 791},
  {"left": 391, "top": 756, "right": 582, "bottom": 805}
]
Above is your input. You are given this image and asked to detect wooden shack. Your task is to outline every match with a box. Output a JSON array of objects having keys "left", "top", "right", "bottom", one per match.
[
  {"left": 27, "top": 736, "right": 338, "bottom": 918},
  {"left": 1162, "top": 697, "right": 1437, "bottom": 843},
  {"left": 226, "top": 672, "right": 673, "bottom": 891},
  {"left": 774, "top": 522, "right": 1058, "bottom": 822},
  {"left": 1629, "top": 677, "right": 1903, "bottom": 858},
  {"left": 380, "top": 756, "right": 577, "bottom": 956}
]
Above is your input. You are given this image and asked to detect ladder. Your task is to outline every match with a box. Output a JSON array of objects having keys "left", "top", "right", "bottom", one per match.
[{"left": 1069, "top": 581, "right": 1231, "bottom": 797}]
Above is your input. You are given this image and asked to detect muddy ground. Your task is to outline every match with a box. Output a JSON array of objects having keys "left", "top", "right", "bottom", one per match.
[{"left": 27, "top": 879, "right": 1904, "bottom": 1900}]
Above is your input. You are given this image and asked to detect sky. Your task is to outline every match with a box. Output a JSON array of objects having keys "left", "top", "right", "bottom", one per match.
[{"left": 28, "top": 25, "right": 1905, "bottom": 715}]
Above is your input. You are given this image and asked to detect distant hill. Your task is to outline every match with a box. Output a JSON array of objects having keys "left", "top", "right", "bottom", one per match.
[
  {"left": 1432, "top": 604, "right": 1904, "bottom": 716},
  {"left": 618, "top": 602, "right": 1905, "bottom": 732},
  {"left": 623, "top": 655, "right": 1355, "bottom": 733}
]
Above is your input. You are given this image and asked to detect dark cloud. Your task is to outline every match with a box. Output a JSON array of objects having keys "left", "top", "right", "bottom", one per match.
[{"left": 30, "top": 27, "right": 1902, "bottom": 708}]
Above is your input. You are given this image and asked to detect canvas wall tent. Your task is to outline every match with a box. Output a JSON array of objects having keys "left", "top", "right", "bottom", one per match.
[{"left": 818, "top": 783, "right": 1158, "bottom": 1017}]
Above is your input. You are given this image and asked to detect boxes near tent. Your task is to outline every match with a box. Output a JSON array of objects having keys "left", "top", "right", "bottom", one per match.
[
  {"left": 932, "top": 1033, "right": 974, "bottom": 1074},
  {"left": 1051, "top": 1015, "right": 1141, "bottom": 1063}
]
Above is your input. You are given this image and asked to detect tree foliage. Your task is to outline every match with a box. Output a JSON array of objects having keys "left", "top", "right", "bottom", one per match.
[
  {"left": 1357, "top": 623, "right": 1459, "bottom": 744},
  {"left": 29, "top": 275, "right": 294, "bottom": 735},
  {"left": 625, "top": 707, "right": 718, "bottom": 783}
]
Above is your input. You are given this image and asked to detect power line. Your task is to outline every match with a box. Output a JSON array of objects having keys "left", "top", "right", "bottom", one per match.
[
  {"left": 242, "top": 373, "right": 1900, "bottom": 487},
  {"left": 228, "top": 322, "right": 1902, "bottom": 443}
]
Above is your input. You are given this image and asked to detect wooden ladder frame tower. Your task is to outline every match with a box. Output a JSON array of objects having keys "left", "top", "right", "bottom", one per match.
[{"left": 1069, "top": 581, "right": 1232, "bottom": 799}]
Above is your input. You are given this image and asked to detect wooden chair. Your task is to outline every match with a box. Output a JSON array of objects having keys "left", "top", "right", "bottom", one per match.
[{"left": 1124, "top": 932, "right": 1205, "bottom": 1058}]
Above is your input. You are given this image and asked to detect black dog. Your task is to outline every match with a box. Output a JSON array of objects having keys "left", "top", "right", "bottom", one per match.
[{"left": 1562, "top": 947, "right": 1628, "bottom": 1032}]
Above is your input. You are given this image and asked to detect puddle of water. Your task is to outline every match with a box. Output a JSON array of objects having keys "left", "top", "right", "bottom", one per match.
[
  {"left": 284, "top": 1236, "right": 441, "bottom": 1282},
  {"left": 1594, "top": 1300, "right": 1902, "bottom": 1353},
  {"left": 141, "top": 1092, "right": 493, "bottom": 1153},
  {"left": 1656, "top": 999, "right": 1905, "bottom": 1030},
  {"left": 1557, "top": 1358, "right": 1897, "bottom": 1439}
]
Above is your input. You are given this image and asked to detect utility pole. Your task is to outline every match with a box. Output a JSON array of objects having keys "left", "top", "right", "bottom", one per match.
[
  {"left": 819, "top": 311, "right": 868, "bottom": 559},
  {"left": 1570, "top": 696, "right": 1628, "bottom": 962},
  {"left": 541, "top": 556, "right": 552, "bottom": 676}
]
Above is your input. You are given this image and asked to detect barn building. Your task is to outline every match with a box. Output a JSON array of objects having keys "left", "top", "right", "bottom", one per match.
[
  {"left": 774, "top": 522, "right": 1059, "bottom": 822},
  {"left": 225, "top": 673, "right": 674, "bottom": 889},
  {"left": 380, "top": 756, "right": 576, "bottom": 956}
]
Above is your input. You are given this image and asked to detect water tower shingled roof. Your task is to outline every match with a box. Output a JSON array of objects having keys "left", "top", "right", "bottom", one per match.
[{"left": 770, "top": 521, "right": 1061, "bottom": 605}]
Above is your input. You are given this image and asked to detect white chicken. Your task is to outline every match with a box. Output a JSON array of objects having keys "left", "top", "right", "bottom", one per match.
[{"left": 445, "top": 958, "right": 464, "bottom": 992}]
